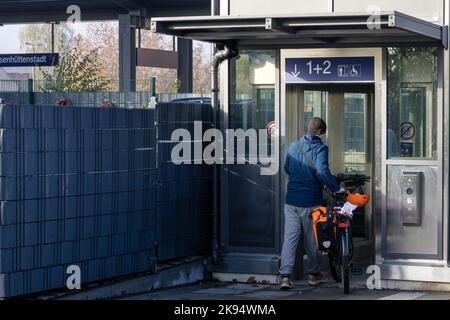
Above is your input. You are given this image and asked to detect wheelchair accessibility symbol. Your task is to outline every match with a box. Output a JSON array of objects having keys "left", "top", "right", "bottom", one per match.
[{"left": 338, "top": 64, "right": 362, "bottom": 78}]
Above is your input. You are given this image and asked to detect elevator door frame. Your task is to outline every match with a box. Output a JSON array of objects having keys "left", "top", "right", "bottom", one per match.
[
  {"left": 286, "top": 83, "right": 375, "bottom": 244},
  {"left": 280, "top": 48, "right": 384, "bottom": 264}
]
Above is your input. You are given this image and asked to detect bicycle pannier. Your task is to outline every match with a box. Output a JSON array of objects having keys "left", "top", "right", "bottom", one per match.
[{"left": 311, "top": 207, "right": 336, "bottom": 252}]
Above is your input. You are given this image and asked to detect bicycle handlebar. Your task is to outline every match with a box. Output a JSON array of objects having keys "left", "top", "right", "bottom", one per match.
[
  {"left": 333, "top": 173, "right": 371, "bottom": 196},
  {"left": 336, "top": 173, "right": 370, "bottom": 187}
]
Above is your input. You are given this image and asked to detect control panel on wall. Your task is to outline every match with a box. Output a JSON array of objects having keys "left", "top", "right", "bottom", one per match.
[{"left": 402, "top": 171, "right": 423, "bottom": 226}]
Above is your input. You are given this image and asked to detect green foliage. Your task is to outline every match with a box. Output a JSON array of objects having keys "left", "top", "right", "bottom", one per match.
[
  {"left": 387, "top": 47, "right": 438, "bottom": 101},
  {"left": 40, "top": 39, "right": 112, "bottom": 92},
  {"left": 171, "top": 79, "right": 181, "bottom": 94},
  {"left": 19, "top": 23, "right": 74, "bottom": 82}
]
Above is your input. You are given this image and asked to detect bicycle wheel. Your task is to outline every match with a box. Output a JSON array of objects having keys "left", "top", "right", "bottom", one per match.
[
  {"left": 341, "top": 254, "right": 350, "bottom": 294},
  {"left": 328, "top": 250, "right": 342, "bottom": 282},
  {"left": 340, "top": 231, "right": 351, "bottom": 294}
]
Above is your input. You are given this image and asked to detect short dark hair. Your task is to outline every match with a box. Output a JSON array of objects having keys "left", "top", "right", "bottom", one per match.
[{"left": 308, "top": 117, "right": 327, "bottom": 135}]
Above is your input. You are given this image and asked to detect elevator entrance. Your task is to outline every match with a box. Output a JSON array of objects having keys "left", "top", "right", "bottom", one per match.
[{"left": 285, "top": 84, "right": 375, "bottom": 261}]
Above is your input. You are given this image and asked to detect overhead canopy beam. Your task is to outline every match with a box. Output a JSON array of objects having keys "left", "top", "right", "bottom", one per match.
[
  {"left": 150, "top": 11, "right": 448, "bottom": 49},
  {"left": 265, "top": 18, "right": 296, "bottom": 34},
  {"left": 110, "top": 0, "right": 142, "bottom": 10},
  {"left": 0, "top": 0, "right": 210, "bottom": 24},
  {"left": 389, "top": 12, "right": 442, "bottom": 40}
]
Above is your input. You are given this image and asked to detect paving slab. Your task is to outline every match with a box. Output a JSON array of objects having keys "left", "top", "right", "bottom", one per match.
[
  {"left": 414, "top": 292, "right": 450, "bottom": 300},
  {"left": 118, "top": 280, "right": 450, "bottom": 301},
  {"left": 336, "top": 289, "right": 400, "bottom": 300},
  {"left": 192, "top": 288, "right": 251, "bottom": 295},
  {"left": 379, "top": 292, "right": 428, "bottom": 300},
  {"left": 235, "top": 290, "right": 299, "bottom": 299},
  {"left": 223, "top": 284, "right": 271, "bottom": 291}
]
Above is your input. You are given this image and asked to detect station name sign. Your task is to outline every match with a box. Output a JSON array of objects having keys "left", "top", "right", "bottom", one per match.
[
  {"left": 0, "top": 53, "right": 59, "bottom": 67},
  {"left": 285, "top": 57, "right": 375, "bottom": 83}
]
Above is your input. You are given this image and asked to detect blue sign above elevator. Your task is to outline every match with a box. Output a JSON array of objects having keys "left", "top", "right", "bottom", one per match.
[{"left": 285, "top": 57, "right": 375, "bottom": 83}]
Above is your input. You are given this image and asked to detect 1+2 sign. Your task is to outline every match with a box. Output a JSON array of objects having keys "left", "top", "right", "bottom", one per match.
[
  {"left": 0, "top": 53, "right": 59, "bottom": 67},
  {"left": 285, "top": 57, "right": 375, "bottom": 83}
]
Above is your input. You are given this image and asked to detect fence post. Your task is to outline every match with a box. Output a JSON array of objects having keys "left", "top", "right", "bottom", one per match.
[
  {"left": 27, "top": 78, "right": 34, "bottom": 105},
  {"left": 150, "top": 77, "right": 156, "bottom": 97}
]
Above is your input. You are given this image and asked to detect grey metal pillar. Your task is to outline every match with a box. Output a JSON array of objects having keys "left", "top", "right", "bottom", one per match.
[
  {"left": 119, "top": 14, "right": 136, "bottom": 92},
  {"left": 177, "top": 38, "right": 193, "bottom": 93}
]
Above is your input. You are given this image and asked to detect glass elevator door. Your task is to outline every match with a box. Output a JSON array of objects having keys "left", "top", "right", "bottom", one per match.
[{"left": 285, "top": 84, "right": 374, "bottom": 243}]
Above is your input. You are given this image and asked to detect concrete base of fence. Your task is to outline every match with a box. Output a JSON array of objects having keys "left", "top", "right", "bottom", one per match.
[{"left": 51, "top": 257, "right": 207, "bottom": 300}]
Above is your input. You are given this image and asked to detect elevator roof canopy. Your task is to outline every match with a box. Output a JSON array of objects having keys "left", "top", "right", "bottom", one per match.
[
  {"left": 151, "top": 11, "right": 448, "bottom": 49},
  {"left": 0, "top": 0, "right": 210, "bottom": 24}
]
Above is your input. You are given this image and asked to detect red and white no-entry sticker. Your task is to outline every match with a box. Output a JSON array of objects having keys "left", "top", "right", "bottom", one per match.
[{"left": 266, "top": 121, "right": 277, "bottom": 139}]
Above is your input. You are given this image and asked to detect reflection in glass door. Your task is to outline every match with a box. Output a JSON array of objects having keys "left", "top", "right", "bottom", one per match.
[
  {"left": 225, "top": 50, "right": 278, "bottom": 253},
  {"left": 286, "top": 84, "right": 374, "bottom": 239},
  {"left": 303, "top": 87, "right": 371, "bottom": 175}
]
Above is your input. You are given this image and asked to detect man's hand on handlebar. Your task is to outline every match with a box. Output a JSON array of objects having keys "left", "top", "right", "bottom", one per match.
[{"left": 336, "top": 187, "right": 346, "bottom": 194}]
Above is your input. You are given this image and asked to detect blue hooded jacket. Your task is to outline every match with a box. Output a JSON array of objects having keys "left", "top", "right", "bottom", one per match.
[{"left": 284, "top": 135, "right": 341, "bottom": 208}]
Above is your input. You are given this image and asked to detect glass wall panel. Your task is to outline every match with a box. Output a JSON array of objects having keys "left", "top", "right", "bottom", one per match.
[
  {"left": 302, "top": 89, "right": 367, "bottom": 174},
  {"left": 226, "top": 50, "right": 277, "bottom": 251},
  {"left": 387, "top": 47, "right": 438, "bottom": 160},
  {"left": 303, "top": 90, "right": 328, "bottom": 133},
  {"left": 345, "top": 93, "right": 366, "bottom": 173},
  {"left": 229, "top": 50, "right": 276, "bottom": 159}
]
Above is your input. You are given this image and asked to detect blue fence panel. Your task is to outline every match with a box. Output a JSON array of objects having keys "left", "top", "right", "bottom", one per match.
[
  {"left": 156, "top": 103, "right": 213, "bottom": 262},
  {"left": 0, "top": 105, "right": 158, "bottom": 298},
  {"left": 0, "top": 102, "right": 213, "bottom": 298}
]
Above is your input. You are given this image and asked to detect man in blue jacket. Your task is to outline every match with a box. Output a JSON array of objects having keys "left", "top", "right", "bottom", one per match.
[{"left": 280, "top": 117, "right": 344, "bottom": 290}]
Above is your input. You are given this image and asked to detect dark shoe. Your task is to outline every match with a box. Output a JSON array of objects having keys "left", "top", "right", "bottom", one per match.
[
  {"left": 308, "top": 273, "right": 329, "bottom": 286},
  {"left": 279, "top": 277, "right": 292, "bottom": 290}
]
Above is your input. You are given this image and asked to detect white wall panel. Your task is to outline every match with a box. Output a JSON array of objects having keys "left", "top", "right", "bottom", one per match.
[
  {"left": 229, "top": 0, "right": 332, "bottom": 16},
  {"left": 227, "top": 0, "right": 444, "bottom": 24},
  {"left": 334, "top": 0, "right": 444, "bottom": 24}
]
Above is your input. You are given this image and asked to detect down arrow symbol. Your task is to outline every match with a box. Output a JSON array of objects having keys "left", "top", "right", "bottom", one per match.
[{"left": 291, "top": 64, "right": 300, "bottom": 78}]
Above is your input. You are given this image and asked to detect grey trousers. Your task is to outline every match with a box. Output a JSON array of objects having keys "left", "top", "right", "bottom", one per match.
[{"left": 279, "top": 204, "right": 322, "bottom": 277}]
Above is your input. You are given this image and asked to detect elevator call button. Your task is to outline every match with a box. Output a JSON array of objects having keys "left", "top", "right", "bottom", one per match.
[{"left": 401, "top": 172, "right": 423, "bottom": 226}]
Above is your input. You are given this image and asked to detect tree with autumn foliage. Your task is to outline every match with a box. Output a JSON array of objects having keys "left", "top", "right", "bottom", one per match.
[
  {"left": 40, "top": 37, "right": 112, "bottom": 92},
  {"left": 19, "top": 22, "right": 211, "bottom": 93},
  {"left": 77, "top": 22, "right": 211, "bottom": 93}
]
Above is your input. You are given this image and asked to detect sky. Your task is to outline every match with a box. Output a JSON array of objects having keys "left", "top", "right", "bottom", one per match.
[
  {"left": 0, "top": 25, "right": 23, "bottom": 54},
  {"left": 0, "top": 23, "right": 89, "bottom": 54}
]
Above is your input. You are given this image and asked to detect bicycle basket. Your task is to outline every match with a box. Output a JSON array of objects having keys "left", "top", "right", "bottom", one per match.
[{"left": 311, "top": 207, "right": 336, "bottom": 252}]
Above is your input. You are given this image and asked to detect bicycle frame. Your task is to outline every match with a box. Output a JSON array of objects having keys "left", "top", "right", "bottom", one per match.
[{"left": 338, "top": 219, "right": 352, "bottom": 258}]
